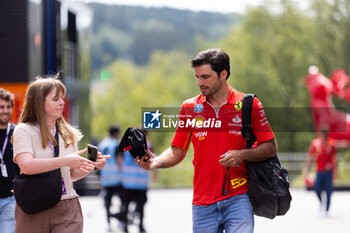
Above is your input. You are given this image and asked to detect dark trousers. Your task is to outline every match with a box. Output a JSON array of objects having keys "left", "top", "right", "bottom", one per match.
[
  {"left": 314, "top": 170, "right": 333, "bottom": 211},
  {"left": 119, "top": 189, "right": 147, "bottom": 229},
  {"left": 104, "top": 185, "right": 122, "bottom": 224}
]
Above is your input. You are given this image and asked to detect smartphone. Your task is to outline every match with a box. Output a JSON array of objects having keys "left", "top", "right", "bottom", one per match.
[{"left": 87, "top": 144, "right": 98, "bottom": 162}]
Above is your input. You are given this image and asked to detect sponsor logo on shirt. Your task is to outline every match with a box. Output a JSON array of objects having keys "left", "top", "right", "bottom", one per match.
[
  {"left": 259, "top": 109, "right": 269, "bottom": 126},
  {"left": 194, "top": 104, "right": 204, "bottom": 113},
  {"left": 194, "top": 131, "right": 207, "bottom": 140},
  {"left": 234, "top": 101, "right": 242, "bottom": 111},
  {"left": 194, "top": 116, "right": 205, "bottom": 128},
  {"left": 232, "top": 115, "right": 241, "bottom": 123},
  {"left": 228, "top": 115, "right": 242, "bottom": 127},
  {"left": 229, "top": 130, "right": 242, "bottom": 135},
  {"left": 259, "top": 109, "right": 266, "bottom": 118},
  {"left": 230, "top": 177, "right": 247, "bottom": 189}
]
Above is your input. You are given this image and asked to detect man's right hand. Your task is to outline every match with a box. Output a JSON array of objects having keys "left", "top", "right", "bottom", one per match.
[
  {"left": 135, "top": 146, "right": 187, "bottom": 170},
  {"left": 135, "top": 155, "right": 158, "bottom": 170},
  {"left": 302, "top": 167, "right": 309, "bottom": 177}
]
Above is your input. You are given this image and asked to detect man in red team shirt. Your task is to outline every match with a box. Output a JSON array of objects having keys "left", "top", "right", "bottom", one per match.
[
  {"left": 136, "top": 48, "right": 277, "bottom": 233},
  {"left": 304, "top": 126, "right": 337, "bottom": 216}
]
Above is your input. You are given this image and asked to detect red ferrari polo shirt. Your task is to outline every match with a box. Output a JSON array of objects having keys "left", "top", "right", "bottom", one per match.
[
  {"left": 171, "top": 84, "right": 275, "bottom": 205},
  {"left": 308, "top": 137, "right": 336, "bottom": 172}
]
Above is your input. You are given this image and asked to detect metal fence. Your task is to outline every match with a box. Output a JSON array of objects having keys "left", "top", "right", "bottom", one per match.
[
  {"left": 279, "top": 152, "right": 350, "bottom": 190},
  {"left": 74, "top": 152, "right": 350, "bottom": 196}
]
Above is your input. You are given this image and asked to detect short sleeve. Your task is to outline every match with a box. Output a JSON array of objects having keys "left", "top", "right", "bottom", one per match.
[
  {"left": 171, "top": 103, "right": 192, "bottom": 150},
  {"left": 73, "top": 142, "right": 78, "bottom": 152},
  {"left": 12, "top": 124, "right": 34, "bottom": 162},
  {"left": 308, "top": 140, "right": 316, "bottom": 158},
  {"left": 251, "top": 97, "right": 275, "bottom": 144}
]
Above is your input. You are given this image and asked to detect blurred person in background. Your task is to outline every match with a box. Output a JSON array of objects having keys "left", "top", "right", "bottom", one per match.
[
  {"left": 98, "top": 124, "right": 123, "bottom": 231},
  {"left": 0, "top": 88, "right": 18, "bottom": 233},
  {"left": 12, "top": 75, "right": 109, "bottom": 233},
  {"left": 304, "top": 126, "right": 337, "bottom": 216},
  {"left": 114, "top": 128, "right": 151, "bottom": 233}
]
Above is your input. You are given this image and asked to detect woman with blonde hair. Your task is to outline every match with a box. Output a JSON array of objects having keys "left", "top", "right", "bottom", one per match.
[{"left": 12, "top": 75, "right": 108, "bottom": 233}]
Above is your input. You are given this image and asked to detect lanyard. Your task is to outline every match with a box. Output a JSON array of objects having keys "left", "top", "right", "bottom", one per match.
[
  {"left": 48, "top": 126, "right": 59, "bottom": 157},
  {"left": 0, "top": 123, "right": 10, "bottom": 164}
]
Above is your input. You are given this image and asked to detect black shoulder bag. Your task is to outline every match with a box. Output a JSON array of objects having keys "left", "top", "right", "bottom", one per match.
[
  {"left": 241, "top": 94, "right": 292, "bottom": 219},
  {"left": 13, "top": 132, "right": 62, "bottom": 214}
]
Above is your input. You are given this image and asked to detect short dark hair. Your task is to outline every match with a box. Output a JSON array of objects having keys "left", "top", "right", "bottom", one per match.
[
  {"left": 109, "top": 125, "right": 120, "bottom": 136},
  {"left": 191, "top": 48, "right": 231, "bottom": 80},
  {"left": 0, "top": 88, "right": 14, "bottom": 107}
]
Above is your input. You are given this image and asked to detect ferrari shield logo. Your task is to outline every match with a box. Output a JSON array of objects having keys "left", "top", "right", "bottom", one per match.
[{"left": 234, "top": 101, "right": 242, "bottom": 111}]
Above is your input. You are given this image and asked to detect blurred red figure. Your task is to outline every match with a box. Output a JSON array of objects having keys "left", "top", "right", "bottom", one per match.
[
  {"left": 331, "top": 69, "right": 350, "bottom": 101},
  {"left": 305, "top": 66, "right": 350, "bottom": 147},
  {"left": 303, "top": 127, "right": 337, "bottom": 216}
]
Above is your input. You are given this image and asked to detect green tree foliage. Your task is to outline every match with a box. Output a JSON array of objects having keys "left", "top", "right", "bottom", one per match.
[
  {"left": 91, "top": 26, "right": 131, "bottom": 68},
  {"left": 91, "top": 0, "right": 350, "bottom": 153},
  {"left": 307, "top": 0, "right": 350, "bottom": 111},
  {"left": 90, "top": 1, "right": 350, "bottom": 187},
  {"left": 218, "top": 1, "right": 316, "bottom": 151},
  {"left": 91, "top": 51, "right": 197, "bottom": 149},
  {"left": 89, "top": 3, "right": 240, "bottom": 68},
  {"left": 215, "top": 0, "right": 350, "bottom": 151},
  {"left": 310, "top": 0, "right": 350, "bottom": 74}
]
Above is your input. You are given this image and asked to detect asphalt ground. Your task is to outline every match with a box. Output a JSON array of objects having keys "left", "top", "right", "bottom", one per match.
[{"left": 80, "top": 188, "right": 350, "bottom": 233}]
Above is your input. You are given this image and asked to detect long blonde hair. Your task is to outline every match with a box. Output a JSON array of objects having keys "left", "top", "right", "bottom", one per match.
[{"left": 19, "top": 74, "right": 82, "bottom": 148}]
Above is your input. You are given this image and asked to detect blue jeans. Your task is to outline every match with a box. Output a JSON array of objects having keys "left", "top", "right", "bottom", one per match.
[
  {"left": 192, "top": 193, "right": 254, "bottom": 233},
  {"left": 314, "top": 170, "right": 333, "bottom": 212},
  {"left": 0, "top": 195, "right": 16, "bottom": 233}
]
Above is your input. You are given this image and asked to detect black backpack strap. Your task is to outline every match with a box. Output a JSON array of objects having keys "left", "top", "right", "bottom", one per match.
[
  {"left": 241, "top": 94, "right": 257, "bottom": 149},
  {"left": 54, "top": 131, "right": 60, "bottom": 157}
]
